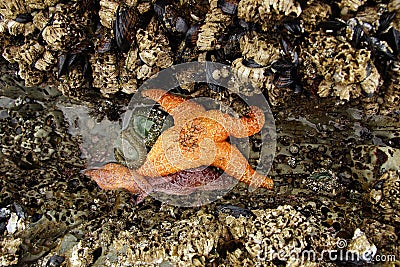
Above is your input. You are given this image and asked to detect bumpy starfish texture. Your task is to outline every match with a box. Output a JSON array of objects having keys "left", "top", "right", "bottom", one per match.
[{"left": 85, "top": 89, "right": 273, "bottom": 195}]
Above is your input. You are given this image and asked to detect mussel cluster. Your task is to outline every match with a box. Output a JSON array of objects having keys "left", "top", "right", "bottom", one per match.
[{"left": 0, "top": 0, "right": 399, "bottom": 113}]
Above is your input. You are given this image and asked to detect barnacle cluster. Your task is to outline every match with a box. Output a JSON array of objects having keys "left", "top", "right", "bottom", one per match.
[
  {"left": 41, "top": 205, "right": 338, "bottom": 266},
  {"left": 196, "top": 0, "right": 233, "bottom": 51},
  {"left": 218, "top": 205, "right": 338, "bottom": 265},
  {"left": 370, "top": 170, "right": 400, "bottom": 223},
  {"left": 1, "top": 0, "right": 397, "bottom": 111},
  {"left": 304, "top": 35, "right": 381, "bottom": 101},
  {"left": 1, "top": 1, "right": 92, "bottom": 88},
  {"left": 237, "top": 0, "right": 302, "bottom": 31}
]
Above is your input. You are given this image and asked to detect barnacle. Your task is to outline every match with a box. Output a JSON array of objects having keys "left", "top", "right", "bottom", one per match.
[
  {"left": 41, "top": 4, "right": 82, "bottom": 51},
  {"left": 90, "top": 52, "right": 120, "bottom": 97},
  {"left": 338, "top": 0, "right": 366, "bottom": 13},
  {"left": 99, "top": 0, "right": 119, "bottom": 29},
  {"left": 4, "top": 19, "right": 36, "bottom": 36},
  {"left": 379, "top": 61, "right": 400, "bottom": 115},
  {"left": 196, "top": 0, "right": 233, "bottom": 51},
  {"left": 370, "top": 171, "right": 400, "bottom": 222},
  {"left": 240, "top": 33, "right": 280, "bottom": 66},
  {"left": 0, "top": 0, "right": 30, "bottom": 20},
  {"left": 237, "top": 0, "right": 302, "bottom": 31},
  {"left": 304, "top": 34, "right": 381, "bottom": 101},
  {"left": 136, "top": 18, "right": 173, "bottom": 68},
  {"left": 34, "top": 50, "right": 57, "bottom": 71},
  {"left": 231, "top": 57, "right": 272, "bottom": 95},
  {"left": 2, "top": 40, "right": 46, "bottom": 86},
  {"left": 300, "top": 2, "right": 331, "bottom": 32}
]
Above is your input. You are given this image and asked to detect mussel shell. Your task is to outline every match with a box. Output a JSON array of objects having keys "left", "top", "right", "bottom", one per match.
[
  {"left": 155, "top": 0, "right": 188, "bottom": 34},
  {"left": 154, "top": 0, "right": 168, "bottom": 19},
  {"left": 283, "top": 20, "right": 302, "bottom": 36},
  {"left": 70, "top": 40, "right": 91, "bottom": 54},
  {"left": 15, "top": 13, "right": 33, "bottom": 23},
  {"left": 318, "top": 20, "right": 346, "bottom": 33},
  {"left": 350, "top": 23, "right": 365, "bottom": 48},
  {"left": 271, "top": 60, "right": 293, "bottom": 71},
  {"left": 242, "top": 58, "right": 264, "bottom": 68},
  {"left": 217, "top": 0, "right": 239, "bottom": 15},
  {"left": 368, "top": 36, "right": 396, "bottom": 60},
  {"left": 273, "top": 72, "right": 294, "bottom": 88},
  {"left": 175, "top": 16, "right": 189, "bottom": 33},
  {"left": 380, "top": 27, "right": 400, "bottom": 56},
  {"left": 377, "top": 12, "right": 396, "bottom": 35},
  {"left": 96, "top": 33, "right": 114, "bottom": 53},
  {"left": 387, "top": 137, "right": 400, "bottom": 149},
  {"left": 216, "top": 205, "right": 255, "bottom": 218},
  {"left": 185, "top": 24, "right": 201, "bottom": 47},
  {"left": 280, "top": 37, "right": 294, "bottom": 58},
  {"left": 115, "top": 5, "right": 136, "bottom": 53},
  {"left": 57, "top": 54, "right": 69, "bottom": 79}
]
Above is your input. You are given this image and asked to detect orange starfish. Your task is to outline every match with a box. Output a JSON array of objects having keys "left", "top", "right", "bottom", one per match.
[{"left": 85, "top": 89, "right": 273, "bottom": 195}]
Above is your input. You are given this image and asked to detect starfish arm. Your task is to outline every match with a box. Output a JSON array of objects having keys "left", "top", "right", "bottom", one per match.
[
  {"left": 142, "top": 89, "right": 205, "bottom": 122},
  {"left": 206, "top": 106, "right": 265, "bottom": 138},
  {"left": 211, "top": 142, "right": 274, "bottom": 189},
  {"left": 230, "top": 106, "right": 265, "bottom": 137},
  {"left": 84, "top": 163, "right": 152, "bottom": 194}
]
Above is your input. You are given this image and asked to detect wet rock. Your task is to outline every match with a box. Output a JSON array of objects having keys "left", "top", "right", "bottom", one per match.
[{"left": 45, "top": 255, "right": 65, "bottom": 267}]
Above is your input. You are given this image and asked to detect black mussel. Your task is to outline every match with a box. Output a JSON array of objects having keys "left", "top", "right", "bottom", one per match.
[
  {"left": 96, "top": 36, "right": 113, "bottom": 53},
  {"left": 154, "top": 0, "right": 188, "bottom": 34},
  {"left": 115, "top": 5, "right": 137, "bottom": 53},
  {"left": 15, "top": 13, "right": 33, "bottom": 23},
  {"left": 368, "top": 36, "right": 396, "bottom": 60},
  {"left": 238, "top": 19, "right": 260, "bottom": 31},
  {"left": 46, "top": 255, "right": 65, "bottom": 267},
  {"left": 271, "top": 60, "right": 302, "bottom": 92},
  {"left": 57, "top": 41, "right": 92, "bottom": 79},
  {"left": 283, "top": 20, "right": 303, "bottom": 36},
  {"left": 386, "top": 137, "right": 400, "bottom": 149},
  {"left": 372, "top": 180, "right": 384, "bottom": 190},
  {"left": 377, "top": 12, "right": 396, "bottom": 35},
  {"left": 58, "top": 54, "right": 69, "bottom": 79},
  {"left": 185, "top": 24, "right": 201, "bottom": 47},
  {"left": 318, "top": 20, "right": 346, "bottom": 33},
  {"left": 216, "top": 205, "right": 255, "bottom": 218},
  {"left": 217, "top": 0, "right": 239, "bottom": 15},
  {"left": 70, "top": 40, "right": 92, "bottom": 54},
  {"left": 350, "top": 23, "right": 365, "bottom": 49},
  {"left": 271, "top": 60, "right": 294, "bottom": 71},
  {"left": 273, "top": 70, "right": 294, "bottom": 88},
  {"left": 175, "top": 16, "right": 188, "bottom": 33},
  {"left": 292, "top": 83, "right": 303, "bottom": 94},
  {"left": 380, "top": 27, "right": 400, "bottom": 56},
  {"left": 280, "top": 37, "right": 293, "bottom": 57},
  {"left": 242, "top": 58, "right": 264, "bottom": 68},
  {"left": 95, "top": 28, "right": 114, "bottom": 53},
  {"left": 221, "top": 27, "right": 246, "bottom": 61}
]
